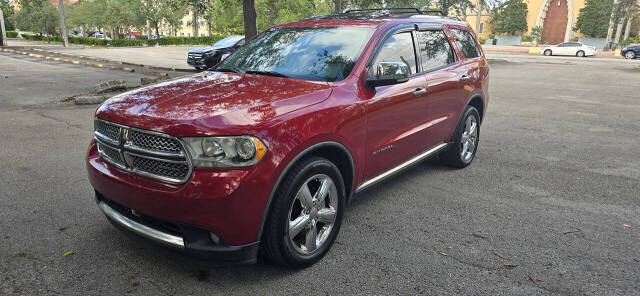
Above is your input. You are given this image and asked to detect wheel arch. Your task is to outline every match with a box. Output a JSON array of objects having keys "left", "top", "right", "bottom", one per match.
[
  {"left": 467, "top": 94, "right": 485, "bottom": 124},
  {"left": 256, "top": 141, "right": 355, "bottom": 242}
]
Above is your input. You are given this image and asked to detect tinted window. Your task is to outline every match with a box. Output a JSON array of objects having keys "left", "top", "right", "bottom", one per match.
[
  {"left": 451, "top": 29, "right": 480, "bottom": 58},
  {"left": 213, "top": 36, "right": 244, "bottom": 47},
  {"left": 217, "top": 26, "right": 375, "bottom": 82},
  {"left": 416, "top": 30, "right": 456, "bottom": 71},
  {"left": 373, "top": 32, "right": 417, "bottom": 75}
]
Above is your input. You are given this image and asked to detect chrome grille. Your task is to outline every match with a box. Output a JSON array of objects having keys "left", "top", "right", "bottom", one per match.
[
  {"left": 97, "top": 142, "right": 124, "bottom": 165},
  {"left": 95, "top": 120, "right": 121, "bottom": 142},
  {"left": 130, "top": 130, "right": 182, "bottom": 153},
  {"left": 93, "top": 119, "right": 192, "bottom": 184},
  {"left": 188, "top": 53, "right": 203, "bottom": 59},
  {"left": 130, "top": 155, "right": 190, "bottom": 179}
]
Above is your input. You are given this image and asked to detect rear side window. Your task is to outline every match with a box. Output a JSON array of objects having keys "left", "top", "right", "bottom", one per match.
[
  {"left": 373, "top": 32, "right": 417, "bottom": 75},
  {"left": 450, "top": 29, "right": 480, "bottom": 59},
  {"left": 416, "top": 30, "right": 456, "bottom": 71}
]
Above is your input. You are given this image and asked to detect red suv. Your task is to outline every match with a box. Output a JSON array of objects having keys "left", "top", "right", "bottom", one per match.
[{"left": 87, "top": 9, "right": 489, "bottom": 267}]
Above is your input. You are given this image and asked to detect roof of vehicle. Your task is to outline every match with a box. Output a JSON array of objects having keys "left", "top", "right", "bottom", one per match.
[{"left": 277, "top": 8, "right": 469, "bottom": 29}]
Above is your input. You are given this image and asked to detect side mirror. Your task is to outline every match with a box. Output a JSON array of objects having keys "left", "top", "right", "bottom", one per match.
[{"left": 366, "top": 62, "right": 410, "bottom": 87}]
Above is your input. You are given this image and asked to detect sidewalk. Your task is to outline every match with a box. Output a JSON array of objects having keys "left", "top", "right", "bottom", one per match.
[{"left": 5, "top": 39, "right": 196, "bottom": 70}]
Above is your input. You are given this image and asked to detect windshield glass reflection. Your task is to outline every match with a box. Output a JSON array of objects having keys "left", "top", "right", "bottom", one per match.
[{"left": 217, "top": 26, "right": 375, "bottom": 82}]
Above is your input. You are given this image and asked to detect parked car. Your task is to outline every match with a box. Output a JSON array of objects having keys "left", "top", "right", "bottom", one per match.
[
  {"left": 187, "top": 35, "right": 245, "bottom": 70},
  {"left": 541, "top": 42, "right": 596, "bottom": 57},
  {"left": 87, "top": 8, "right": 489, "bottom": 267},
  {"left": 91, "top": 32, "right": 112, "bottom": 41},
  {"left": 621, "top": 44, "right": 640, "bottom": 59}
]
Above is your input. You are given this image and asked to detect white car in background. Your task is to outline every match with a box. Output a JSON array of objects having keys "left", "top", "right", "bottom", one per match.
[{"left": 541, "top": 42, "right": 597, "bottom": 57}]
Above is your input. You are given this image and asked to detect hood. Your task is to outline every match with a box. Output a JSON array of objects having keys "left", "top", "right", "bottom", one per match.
[
  {"left": 188, "top": 44, "right": 232, "bottom": 53},
  {"left": 96, "top": 72, "right": 332, "bottom": 136}
]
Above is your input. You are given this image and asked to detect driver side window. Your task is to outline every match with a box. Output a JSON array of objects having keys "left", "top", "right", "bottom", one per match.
[{"left": 373, "top": 32, "right": 417, "bottom": 75}]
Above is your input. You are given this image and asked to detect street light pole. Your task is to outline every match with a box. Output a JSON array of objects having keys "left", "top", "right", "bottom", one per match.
[
  {"left": 0, "top": 8, "right": 7, "bottom": 47},
  {"left": 58, "top": 0, "right": 69, "bottom": 47}
]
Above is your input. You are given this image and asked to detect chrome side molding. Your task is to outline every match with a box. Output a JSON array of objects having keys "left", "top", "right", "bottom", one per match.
[
  {"left": 98, "top": 202, "right": 185, "bottom": 248},
  {"left": 356, "top": 142, "right": 448, "bottom": 193}
]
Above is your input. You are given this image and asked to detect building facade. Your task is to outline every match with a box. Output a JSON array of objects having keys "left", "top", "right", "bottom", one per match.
[{"left": 463, "top": 0, "right": 588, "bottom": 44}]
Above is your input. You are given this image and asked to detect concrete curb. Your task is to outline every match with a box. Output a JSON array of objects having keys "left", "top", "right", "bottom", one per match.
[
  {"left": 74, "top": 94, "right": 110, "bottom": 105},
  {"left": 147, "top": 65, "right": 176, "bottom": 72},
  {"left": 141, "top": 69, "right": 169, "bottom": 77},
  {"left": 110, "top": 65, "right": 135, "bottom": 72},
  {"left": 85, "top": 62, "right": 105, "bottom": 68},
  {"left": 122, "top": 61, "right": 144, "bottom": 67}
]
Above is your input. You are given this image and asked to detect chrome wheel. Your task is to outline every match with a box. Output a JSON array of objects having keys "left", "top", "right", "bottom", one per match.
[
  {"left": 626, "top": 51, "right": 636, "bottom": 59},
  {"left": 287, "top": 174, "right": 338, "bottom": 255},
  {"left": 577, "top": 50, "right": 585, "bottom": 57},
  {"left": 460, "top": 115, "right": 478, "bottom": 163}
]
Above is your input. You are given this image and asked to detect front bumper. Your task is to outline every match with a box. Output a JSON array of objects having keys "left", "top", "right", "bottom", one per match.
[
  {"left": 86, "top": 140, "right": 275, "bottom": 262},
  {"left": 187, "top": 57, "right": 207, "bottom": 67},
  {"left": 97, "top": 192, "right": 259, "bottom": 264}
]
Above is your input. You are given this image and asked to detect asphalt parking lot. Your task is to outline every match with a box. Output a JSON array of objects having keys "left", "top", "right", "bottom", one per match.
[{"left": 1, "top": 53, "right": 639, "bottom": 295}]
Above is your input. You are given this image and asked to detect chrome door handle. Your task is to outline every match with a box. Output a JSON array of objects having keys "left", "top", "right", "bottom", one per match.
[
  {"left": 460, "top": 75, "right": 470, "bottom": 82},
  {"left": 413, "top": 88, "right": 427, "bottom": 96}
]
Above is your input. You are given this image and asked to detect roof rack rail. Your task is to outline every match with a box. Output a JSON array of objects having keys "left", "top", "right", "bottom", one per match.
[
  {"left": 344, "top": 7, "right": 421, "bottom": 14},
  {"left": 420, "top": 10, "right": 444, "bottom": 16}
]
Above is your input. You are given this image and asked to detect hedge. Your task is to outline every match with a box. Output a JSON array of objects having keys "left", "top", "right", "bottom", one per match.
[
  {"left": 6, "top": 31, "right": 18, "bottom": 38},
  {"left": 21, "top": 33, "right": 227, "bottom": 47},
  {"left": 619, "top": 36, "right": 640, "bottom": 47}
]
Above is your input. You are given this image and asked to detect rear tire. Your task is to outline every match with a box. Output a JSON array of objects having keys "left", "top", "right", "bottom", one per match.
[
  {"left": 263, "top": 157, "right": 345, "bottom": 268},
  {"left": 544, "top": 49, "right": 552, "bottom": 56},
  {"left": 442, "top": 106, "right": 481, "bottom": 168}
]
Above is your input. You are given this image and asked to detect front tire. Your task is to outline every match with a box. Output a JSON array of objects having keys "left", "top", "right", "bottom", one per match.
[
  {"left": 442, "top": 106, "right": 481, "bottom": 168},
  {"left": 263, "top": 157, "right": 345, "bottom": 268},
  {"left": 576, "top": 50, "right": 585, "bottom": 57},
  {"left": 625, "top": 51, "right": 636, "bottom": 59}
]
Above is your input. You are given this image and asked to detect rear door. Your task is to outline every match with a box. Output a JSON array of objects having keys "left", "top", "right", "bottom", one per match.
[
  {"left": 431, "top": 27, "right": 485, "bottom": 142},
  {"left": 414, "top": 27, "right": 462, "bottom": 148},
  {"left": 363, "top": 28, "right": 431, "bottom": 181}
]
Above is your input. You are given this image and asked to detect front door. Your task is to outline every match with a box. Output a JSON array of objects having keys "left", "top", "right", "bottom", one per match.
[{"left": 364, "top": 30, "right": 430, "bottom": 181}]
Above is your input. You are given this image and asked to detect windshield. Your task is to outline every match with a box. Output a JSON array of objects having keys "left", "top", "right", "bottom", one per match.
[
  {"left": 213, "top": 36, "right": 244, "bottom": 47},
  {"left": 216, "top": 26, "right": 375, "bottom": 82}
]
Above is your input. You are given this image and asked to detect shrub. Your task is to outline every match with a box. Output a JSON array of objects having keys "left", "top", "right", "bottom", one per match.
[
  {"left": 6, "top": 31, "right": 18, "bottom": 38},
  {"left": 20, "top": 33, "right": 229, "bottom": 47},
  {"left": 619, "top": 36, "right": 640, "bottom": 47},
  {"left": 521, "top": 35, "right": 533, "bottom": 42},
  {"left": 478, "top": 38, "right": 487, "bottom": 45}
]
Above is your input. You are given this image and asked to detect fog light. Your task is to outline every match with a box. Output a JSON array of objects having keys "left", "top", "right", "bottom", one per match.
[{"left": 209, "top": 232, "right": 221, "bottom": 245}]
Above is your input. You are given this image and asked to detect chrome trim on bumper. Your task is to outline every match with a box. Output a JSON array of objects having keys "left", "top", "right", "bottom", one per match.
[
  {"left": 98, "top": 202, "right": 185, "bottom": 248},
  {"left": 356, "top": 142, "right": 448, "bottom": 193}
]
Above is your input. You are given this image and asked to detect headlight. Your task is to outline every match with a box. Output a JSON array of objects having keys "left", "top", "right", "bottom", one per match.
[
  {"left": 204, "top": 51, "right": 215, "bottom": 57},
  {"left": 183, "top": 136, "right": 267, "bottom": 168}
]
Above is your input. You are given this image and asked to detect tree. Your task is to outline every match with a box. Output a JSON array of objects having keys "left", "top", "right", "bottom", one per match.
[
  {"left": 490, "top": 0, "right": 527, "bottom": 35},
  {"left": 14, "top": 0, "right": 59, "bottom": 35},
  {"left": 243, "top": 0, "right": 257, "bottom": 39},
  {"left": 1, "top": 0, "right": 14, "bottom": 31},
  {"left": 575, "top": 0, "right": 615, "bottom": 38},
  {"left": 530, "top": 25, "right": 544, "bottom": 46}
]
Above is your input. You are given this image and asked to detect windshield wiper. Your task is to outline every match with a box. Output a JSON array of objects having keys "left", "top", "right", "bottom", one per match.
[{"left": 245, "top": 70, "right": 290, "bottom": 78}]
